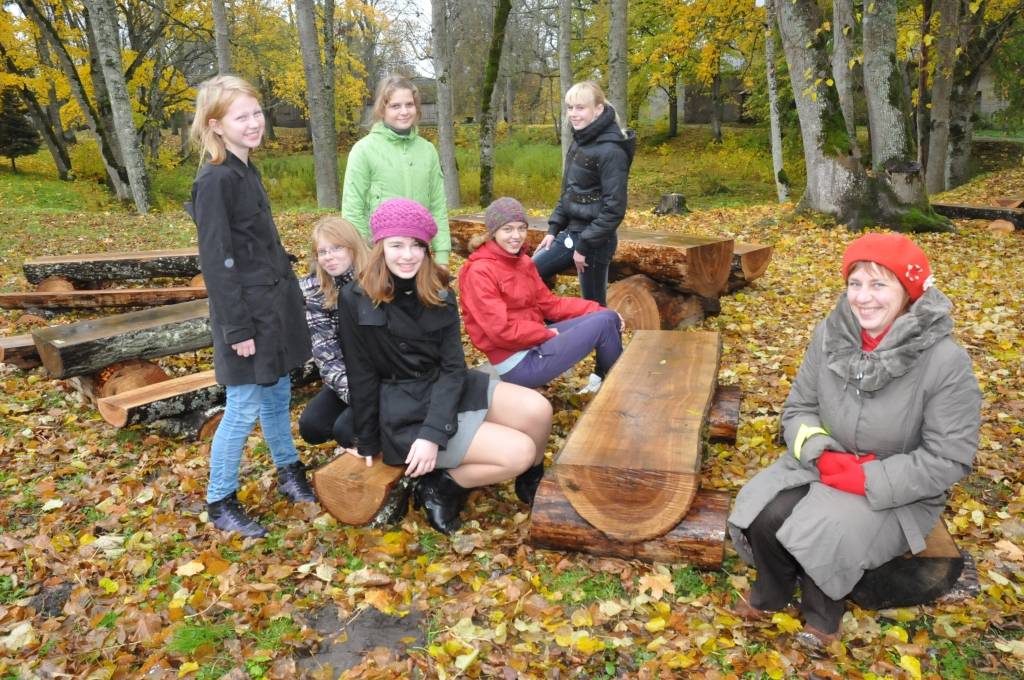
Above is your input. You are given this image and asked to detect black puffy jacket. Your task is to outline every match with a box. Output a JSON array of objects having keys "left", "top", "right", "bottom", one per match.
[{"left": 548, "top": 104, "right": 637, "bottom": 258}]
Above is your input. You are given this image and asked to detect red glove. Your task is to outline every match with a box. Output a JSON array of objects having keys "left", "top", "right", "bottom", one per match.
[
  {"left": 818, "top": 451, "right": 876, "bottom": 496},
  {"left": 817, "top": 450, "right": 876, "bottom": 475}
]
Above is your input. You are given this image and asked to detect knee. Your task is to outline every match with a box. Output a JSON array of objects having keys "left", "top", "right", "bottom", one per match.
[
  {"left": 508, "top": 434, "right": 537, "bottom": 474},
  {"left": 525, "top": 389, "right": 553, "bottom": 425},
  {"left": 298, "top": 408, "right": 326, "bottom": 444}
]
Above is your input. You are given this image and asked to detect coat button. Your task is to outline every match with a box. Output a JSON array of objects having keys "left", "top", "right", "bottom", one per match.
[
  {"left": 399, "top": 342, "right": 409, "bottom": 350},
  {"left": 444, "top": 424, "right": 454, "bottom": 433}
]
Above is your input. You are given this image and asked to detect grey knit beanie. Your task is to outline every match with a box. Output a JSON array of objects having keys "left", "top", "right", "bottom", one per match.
[{"left": 484, "top": 197, "right": 527, "bottom": 237}]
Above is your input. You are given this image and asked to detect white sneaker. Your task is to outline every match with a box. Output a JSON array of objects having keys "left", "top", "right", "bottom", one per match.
[{"left": 576, "top": 373, "right": 603, "bottom": 395}]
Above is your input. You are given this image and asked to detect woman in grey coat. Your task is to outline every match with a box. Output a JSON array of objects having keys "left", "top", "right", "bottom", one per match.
[{"left": 728, "top": 233, "right": 980, "bottom": 648}]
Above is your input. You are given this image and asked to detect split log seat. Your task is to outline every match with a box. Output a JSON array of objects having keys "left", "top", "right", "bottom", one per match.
[
  {"left": 22, "top": 248, "right": 201, "bottom": 285},
  {"left": 530, "top": 329, "right": 729, "bottom": 567},
  {"left": 32, "top": 299, "right": 212, "bottom": 378},
  {"left": 313, "top": 454, "right": 412, "bottom": 528},
  {"left": 930, "top": 202, "right": 1024, "bottom": 229},
  {"left": 97, "top": 370, "right": 223, "bottom": 427},
  {"left": 0, "top": 286, "right": 207, "bottom": 310},
  {"left": 848, "top": 521, "right": 966, "bottom": 610},
  {"left": 0, "top": 334, "right": 41, "bottom": 369}
]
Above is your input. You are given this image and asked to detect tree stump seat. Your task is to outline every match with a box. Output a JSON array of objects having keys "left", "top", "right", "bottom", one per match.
[
  {"left": 22, "top": 248, "right": 202, "bottom": 285},
  {"left": 529, "top": 330, "right": 730, "bottom": 567},
  {"left": 312, "top": 454, "right": 412, "bottom": 528}
]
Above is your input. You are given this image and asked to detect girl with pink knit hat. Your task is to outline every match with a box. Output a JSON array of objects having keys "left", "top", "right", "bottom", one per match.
[{"left": 336, "top": 198, "right": 554, "bottom": 534}]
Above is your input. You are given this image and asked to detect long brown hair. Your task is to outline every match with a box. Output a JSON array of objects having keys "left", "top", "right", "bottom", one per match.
[
  {"left": 359, "top": 240, "right": 449, "bottom": 307},
  {"left": 371, "top": 75, "right": 422, "bottom": 124},
  {"left": 310, "top": 216, "right": 368, "bottom": 309},
  {"left": 189, "top": 75, "right": 261, "bottom": 165}
]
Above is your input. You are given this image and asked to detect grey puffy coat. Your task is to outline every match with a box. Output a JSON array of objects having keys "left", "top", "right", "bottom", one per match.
[{"left": 728, "top": 287, "right": 980, "bottom": 599}]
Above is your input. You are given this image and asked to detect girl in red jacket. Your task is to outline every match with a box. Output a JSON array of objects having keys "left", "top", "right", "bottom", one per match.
[{"left": 460, "top": 197, "right": 624, "bottom": 393}]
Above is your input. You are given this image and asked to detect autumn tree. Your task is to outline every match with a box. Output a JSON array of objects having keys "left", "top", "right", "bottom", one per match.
[
  {"left": 212, "top": 0, "right": 231, "bottom": 74},
  {"left": 478, "top": 0, "right": 512, "bottom": 206},
  {"left": 431, "top": 0, "right": 460, "bottom": 208},
  {"left": 0, "top": 87, "right": 41, "bottom": 172}
]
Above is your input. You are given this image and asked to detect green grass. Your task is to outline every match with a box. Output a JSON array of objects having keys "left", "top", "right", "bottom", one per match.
[
  {"left": 166, "top": 622, "right": 236, "bottom": 656},
  {"left": 248, "top": 616, "right": 298, "bottom": 651},
  {"left": 538, "top": 566, "right": 627, "bottom": 603},
  {"left": 0, "top": 575, "right": 28, "bottom": 605}
]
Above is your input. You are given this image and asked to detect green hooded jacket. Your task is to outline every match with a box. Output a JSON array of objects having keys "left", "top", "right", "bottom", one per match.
[{"left": 341, "top": 122, "right": 451, "bottom": 265}]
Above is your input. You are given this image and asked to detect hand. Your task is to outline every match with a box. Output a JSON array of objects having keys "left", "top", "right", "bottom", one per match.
[
  {"left": 539, "top": 234, "right": 555, "bottom": 251},
  {"left": 817, "top": 450, "right": 876, "bottom": 476},
  {"left": 550, "top": 328, "right": 559, "bottom": 336},
  {"left": 231, "top": 339, "right": 255, "bottom": 357},
  {"left": 820, "top": 464, "right": 867, "bottom": 495},
  {"left": 572, "top": 250, "right": 587, "bottom": 273},
  {"left": 339, "top": 446, "right": 374, "bottom": 467},
  {"left": 405, "top": 438, "right": 439, "bottom": 477}
]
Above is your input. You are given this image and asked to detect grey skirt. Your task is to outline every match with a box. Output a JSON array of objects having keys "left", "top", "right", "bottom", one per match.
[{"left": 436, "top": 377, "right": 499, "bottom": 469}]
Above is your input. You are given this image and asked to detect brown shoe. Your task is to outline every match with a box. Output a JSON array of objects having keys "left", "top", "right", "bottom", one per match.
[
  {"left": 795, "top": 624, "right": 840, "bottom": 651},
  {"left": 733, "top": 591, "right": 771, "bottom": 620}
]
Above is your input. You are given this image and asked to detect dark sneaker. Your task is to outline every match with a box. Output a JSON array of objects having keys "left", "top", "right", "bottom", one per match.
[
  {"left": 207, "top": 492, "right": 267, "bottom": 538},
  {"left": 277, "top": 461, "right": 317, "bottom": 503}
]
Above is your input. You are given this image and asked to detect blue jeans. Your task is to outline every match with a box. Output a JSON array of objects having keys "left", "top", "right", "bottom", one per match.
[
  {"left": 500, "top": 310, "right": 623, "bottom": 388},
  {"left": 207, "top": 375, "right": 300, "bottom": 503},
  {"left": 532, "top": 229, "right": 617, "bottom": 306}
]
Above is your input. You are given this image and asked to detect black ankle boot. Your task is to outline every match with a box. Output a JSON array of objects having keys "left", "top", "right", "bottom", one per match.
[
  {"left": 277, "top": 461, "right": 317, "bottom": 503},
  {"left": 413, "top": 470, "right": 469, "bottom": 535},
  {"left": 207, "top": 492, "right": 267, "bottom": 538},
  {"left": 514, "top": 463, "right": 545, "bottom": 505}
]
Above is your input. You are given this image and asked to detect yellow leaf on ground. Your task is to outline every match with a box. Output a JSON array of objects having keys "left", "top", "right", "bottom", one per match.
[
  {"left": 886, "top": 625, "right": 909, "bottom": 643},
  {"left": 771, "top": 612, "right": 801, "bottom": 634},
  {"left": 899, "top": 654, "right": 922, "bottom": 679},
  {"left": 177, "top": 661, "right": 199, "bottom": 677},
  {"left": 98, "top": 578, "right": 119, "bottom": 595},
  {"left": 175, "top": 561, "right": 205, "bottom": 577}
]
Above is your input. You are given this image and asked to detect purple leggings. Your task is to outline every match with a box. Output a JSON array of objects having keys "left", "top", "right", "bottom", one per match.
[{"left": 500, "top": 310, "right": 623, "bottom": 388}]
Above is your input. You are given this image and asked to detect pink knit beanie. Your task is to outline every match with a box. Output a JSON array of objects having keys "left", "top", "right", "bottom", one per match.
[{"left": 369, "top": 198, "right": 438, "bottom": 244}]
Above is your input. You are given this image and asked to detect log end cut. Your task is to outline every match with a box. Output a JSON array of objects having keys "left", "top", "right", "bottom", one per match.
[
  {"left": 554, "top": 464, "right": 700, "bottom": 542},
  {"left": 313, "top": 454, "right": 406, "bottom": 525}
]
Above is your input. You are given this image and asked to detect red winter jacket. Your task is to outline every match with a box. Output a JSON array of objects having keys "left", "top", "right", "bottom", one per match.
[{"left": 459, "top": 240, "right": 604, "bottom": 364}]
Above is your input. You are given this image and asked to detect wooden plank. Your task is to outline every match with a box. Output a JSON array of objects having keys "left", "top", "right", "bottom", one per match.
[
  {"left": 848, "top": 522, "right": 964, "bottom": 609},
  {"left": 22, "top": 248, "right": 201, "bottom": 285},
  {"left": 529, "top": 478, "right": 728, "bottom": 569},
  {"left": 31, "top": 299, "right": 211, "bottom": 379},
  {"left": 0, "top": 286, "right": 207, "bottom": 310},
  {"left": 448, "top": 215, "right": 735, "bottom": 298},
  {"left": 96, "top": 370, "right": 222, "bottom": 427},
  {"left": 0, "top": 334, "right": 41, "bottom": 369},
  {"left": 553, "top": 330, "right": 721, "bottom": 542},
  {"left": 708, "top": 384, "right": 740, "bottom": 442},
  {"left": 930, "top": 202, "right": 1024, "bottom": 229},
  {"left": 313, "top": 454, "right": 411, "bottom": 527},
  {"left": 727, "top": 242, "right": 774, "bottom": 292}
]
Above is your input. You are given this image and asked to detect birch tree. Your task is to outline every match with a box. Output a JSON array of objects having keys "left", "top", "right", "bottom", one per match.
[
  {"left": 764, "top": 0, "right": 788, "bottom": 203},
  {"left": 608, "top": 0, "right": 627, "bottom": 118},
  {"left": 558, "top": 0, "right": 572, "bottom": 160},
  {"left": 212, "top": 0, "right": 232, "bottom": 74},
  {"left": 294, "top": 0, "right": 340, "bottom": 210},
  {"left": 432, "top": 0, "right": 460, "bottom": 208},
  {"left": 478, "top": 0, "right": 512, "bottom": 206}
]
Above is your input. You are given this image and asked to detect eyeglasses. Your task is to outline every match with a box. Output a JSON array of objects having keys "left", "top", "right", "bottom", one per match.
[{"left": 316, "top": 245, "right": 348, "bottom": 257}]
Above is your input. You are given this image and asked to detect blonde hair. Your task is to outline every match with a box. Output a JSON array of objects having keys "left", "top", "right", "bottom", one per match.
[
  {"left": 190, "top": 75, "right": 261, "bottom": 165},
  {"left": 372, "top": 75, "right": 421, "bottom": 124},
  {"left": 310, "top": 216, "right": 368, "bottom": 309},
  {"left": 565, "top": 80, "right": 625, "bottom": 135},
  {"left": 359, "top": 240, "right": 449, "bottom": 307}
]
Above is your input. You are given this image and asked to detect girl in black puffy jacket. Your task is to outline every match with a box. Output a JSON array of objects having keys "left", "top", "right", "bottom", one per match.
[{"left": 533, "top": 81, "right": 636, "bottom": 306}]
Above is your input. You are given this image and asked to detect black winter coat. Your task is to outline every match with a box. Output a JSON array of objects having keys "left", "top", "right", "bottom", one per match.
[
  {"left": 548, "top": 104, "right": 637, "bottom": 258},
  {"left": 336, "top": 281, "right": 490, "bottom": 465},
  {"left": 188, "top": 152, "right": 311, "bottom": 386}
]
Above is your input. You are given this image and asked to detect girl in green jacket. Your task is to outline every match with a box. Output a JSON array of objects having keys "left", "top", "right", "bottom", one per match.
[{"left": 342, "top": 75, "right": 451, "bottom": 265}]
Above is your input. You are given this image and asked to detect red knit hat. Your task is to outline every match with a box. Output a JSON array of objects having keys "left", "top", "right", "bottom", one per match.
[
  {"left": 369, "top": 198, "right": 438, "bottom": 244},
  {"left": 841, "top": 233, "right": 933, "bottom": 301}
]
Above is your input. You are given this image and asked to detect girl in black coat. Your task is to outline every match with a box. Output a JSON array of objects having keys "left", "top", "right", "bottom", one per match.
[
  {"left": 337, "top": 199, "right": 554, "bottom": 534},
  {"left": 188, "top": 76, "right": 316, "bottom": 539},
  {"left": 533, "top": 81, "right": 636, "bottom": 306}
]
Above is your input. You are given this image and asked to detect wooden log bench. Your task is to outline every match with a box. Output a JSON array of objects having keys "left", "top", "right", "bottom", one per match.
[
  {"left": 849, "top": 521, "right": 967, "bottom": 609},
  {"left": 313, "top": 455, "right": 412, "bottom": 528},
  {"left": 0, "top": 286, "right": 207, "bottom": 310},
  {"left": 930, "top": 202, "right": 1024, "bottom": 230},
  {"left": 0, "top": 334, "right": 41, "bottom": 369},
  {"left": 529, "top": 329, "right": 729, "bottom": 567},
  {"left": 31, "top": 299, "right": 211, "bottom": 379},
  {"left": 22, "top": 248, "right": 201, "bottom": 286}
]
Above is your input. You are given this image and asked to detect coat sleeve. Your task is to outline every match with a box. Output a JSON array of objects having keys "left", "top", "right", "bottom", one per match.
[
  {"left": 577, "top": 144, "right": 629, "bottom": 257},
  {"left": 418, "top": 299, "right": 470, "bottom": 447},
  {"left": 192, "top": 169, "right": 253, "bottom": 345},
  {"left": 302, "top": 280, "right": 349, "bottom": 402},
  {"left": 781, "top": 322, "right": 845, "bottom": 469},
  {"left": 548, "top": 146, "right": 573, "bottom": 235},
  {"left": 863, "top": 346, "right": 980, "bottom": 510},
  {"left": 336, "top": 294, "right": 380, "bottom": 457},
  {"left": 460, "top": 264, "right": 556, "bottom": 352},
  {"left": 341, "top": 141, "right": 373, "bottom": 242},
  {"left": 426, "top": 145, "right": 451, "bottom": 266}
]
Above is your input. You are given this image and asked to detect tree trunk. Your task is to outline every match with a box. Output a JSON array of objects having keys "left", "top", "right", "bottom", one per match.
[
  {"left": 18, "top": 0, "right": 130, "bottom": 200},
  {"left": 608, "top": 0, "right": 628, "bottom": 119},
  {"left": 83, "top": 0, "right": 151, "bottom": 213},
  {"left": 606, "top": 275, "right": 703, "bottom": 331},
  {"left": 313, "top": 454, "right": 412, "bottom": 527},
  {"left": 709, "top": 73, "right": 723, "bottom": 144},
  {"left": 946, "top": 66, "right": 982, "bottom": 189},
  {"left": 97, "top": 370, "right": 223, "bottom": 427},
  {"left": 558, "top": 0, "right": 572, "bottom": 161},
  {"left": 211, "top": 0, "right": 232, "bottom": 74},
  {"left": 925, "top": 0, "right": 958, "bottom": 194},
  {"left": 0, "top": 286, "right": 207, "bottom": 310},
  {"left": 831, "top": 0, "right": 858, "bottom": 150},
  {"left": 294, "top": 0, "right": 340, "bottom": 210},
  {"left": 862, "top": 0, "right": 911, "bottom": 171},
  {"left": 478, "top": 0, "right": 513, "bottom": 207},
  {"left": 432, "top": 0, "right": 461, "bottom": 208},
  {"left": 916, "top": 0, "right": 933, "bottom": 173},
  {"left": 23, "top": 247, "right": 200, "bottom": 285},
  {"left": 667, "top": 82, "right": 678, "bottom": 138},
  {"left": 764, "top": 0, "right": 789, "bottom": 202}
]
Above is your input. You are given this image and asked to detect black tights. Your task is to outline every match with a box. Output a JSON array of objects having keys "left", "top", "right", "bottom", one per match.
[
  {"left": 298, "top": 386, "right": 354, "bottom": 447},
  {"left": 743, "top": 485, "right": 846, "bottom": 633}
]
